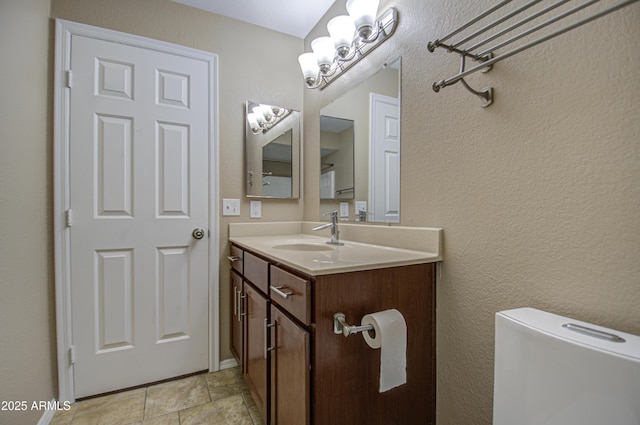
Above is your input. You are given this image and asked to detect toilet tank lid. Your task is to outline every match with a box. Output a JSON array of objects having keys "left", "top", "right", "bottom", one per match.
[{"left": 497, "top": 308, "right": 640, "bottom": 362}]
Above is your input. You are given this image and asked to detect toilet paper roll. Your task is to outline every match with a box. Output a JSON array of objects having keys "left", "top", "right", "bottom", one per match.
[{"left": 362, "top": 308, "right": 407, "bottom": 392}]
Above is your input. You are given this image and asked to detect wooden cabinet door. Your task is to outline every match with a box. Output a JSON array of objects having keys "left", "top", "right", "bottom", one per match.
[
  {"left": 312, "top": 264, "right": 436, "bottom": 425},
  {"left": 270, "top": 305, "right": 310, "bottom": 425},
  {"left": 244, "top": 283, "right": 269, "bottom": 423},
  {"left": 230, "top": 270, "right": 243, "bottom": 369}
]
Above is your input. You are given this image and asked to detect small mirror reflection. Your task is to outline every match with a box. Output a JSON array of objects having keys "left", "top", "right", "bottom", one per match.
[
  {"left": 246, "top": 100, "right": 300, "bottom": 198},
  {"left": 320, "top": 116, "right": 354, "bottom": 200}
]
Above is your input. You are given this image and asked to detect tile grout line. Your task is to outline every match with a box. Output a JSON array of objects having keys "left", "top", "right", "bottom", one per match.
[
  {"left": 176, "top": 383, "right": 181, "bottom": 425},
  {"left": 142, "top": 387, "right": 148, "bottom": 423}
]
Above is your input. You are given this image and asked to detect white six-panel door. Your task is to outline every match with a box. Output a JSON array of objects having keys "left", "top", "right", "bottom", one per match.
[{"left": 68, "top": 33, "right": 211, "bottom": 398}]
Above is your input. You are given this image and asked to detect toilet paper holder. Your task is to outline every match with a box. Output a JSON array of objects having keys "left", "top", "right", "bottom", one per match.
[{"left": 333, "top": 312, "right": 375, "bottom": 337}]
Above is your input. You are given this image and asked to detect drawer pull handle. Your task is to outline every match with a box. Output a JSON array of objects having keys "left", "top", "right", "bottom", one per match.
[
  {"left": 228, "top": 255, "right": 241, "bottom": 262},
  {"left": 234, "top": 288, "right": 246, "bottom": 322},
  {"left": 271, "top": 285, "right": 294, "bottom": 299},
  {"left": 239, "top": 293, "right": 246, "bottom": 320},
  {"left": 233, "top": 288, "right": 238, "bottom": 318},
  {"left": 264, "top": 318, "right": 274, "bottom": 359}
]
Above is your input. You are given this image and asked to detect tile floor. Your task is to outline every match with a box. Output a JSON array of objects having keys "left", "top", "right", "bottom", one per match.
[{"left": 51, "top": 367, "right": 263, "bottom": 425}]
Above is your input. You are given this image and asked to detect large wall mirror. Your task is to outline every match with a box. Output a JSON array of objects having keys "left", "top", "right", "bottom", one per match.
[
  {"left": 246, "top": 100, "right": 300, "bottom": 198},
  {"left": 319, "top": 58, "right": 400, "bottom": 222}
]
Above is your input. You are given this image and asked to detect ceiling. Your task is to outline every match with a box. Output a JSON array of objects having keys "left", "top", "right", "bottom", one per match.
[
  {"left": 170, "top": 0, "right": 337, "bottom": 38},
  {"left": 320, "top": 115, "right": 353, "bottom": 133}
]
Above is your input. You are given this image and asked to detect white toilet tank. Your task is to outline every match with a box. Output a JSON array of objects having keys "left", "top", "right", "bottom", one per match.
[{"left": 493, "top": 307, "right": 640, "bottom": 425}]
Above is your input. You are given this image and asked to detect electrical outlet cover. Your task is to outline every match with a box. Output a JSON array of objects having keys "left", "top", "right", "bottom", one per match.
[
  {"left": 250, "top": 201, "right": 262, "bottom": 219},
  {"left": 340, "top": 202, "right": 349, "bottom": 217}
]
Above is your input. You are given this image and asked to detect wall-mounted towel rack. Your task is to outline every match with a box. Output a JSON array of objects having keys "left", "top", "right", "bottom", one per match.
[
  {"left": 262, "top": 171, "right": 272, "bottom": 186},
  {"left": 321, "top": 162, "right": 334, "bottom": 172},
  {"left": 427, "top": 0, "right": 639, "bottom": 107},
  {"left": 336, "top": 187, "right": 354, "bottom": 195}
]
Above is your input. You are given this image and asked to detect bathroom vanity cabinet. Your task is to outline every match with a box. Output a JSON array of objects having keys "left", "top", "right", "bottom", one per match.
[{"left": 229, "top": 242, "right": 436, "bottom": 425}]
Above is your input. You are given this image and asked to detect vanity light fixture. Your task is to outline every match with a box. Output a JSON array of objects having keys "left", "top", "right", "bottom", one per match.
[
  {"left": 298, "top": 0, "right": 398, "bottom": 90},
  {"left": 247, "top": 103, "right": 290, "bottom": 135}
]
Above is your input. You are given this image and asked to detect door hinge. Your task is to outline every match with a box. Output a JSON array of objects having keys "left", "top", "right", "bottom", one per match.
[
  {"left": 66, "top": 70, "right": 73, "bottom": 88},
  {"left": 65, "top": 209, "right": 73, "bottom": 227},
  {"left": 68, "top": 346, "right": 76, "bottom": 365}
]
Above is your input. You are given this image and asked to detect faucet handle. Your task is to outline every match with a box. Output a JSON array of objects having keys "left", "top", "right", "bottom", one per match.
[{"left": 322, "top": 210, "right": 339, "bottom": 217}]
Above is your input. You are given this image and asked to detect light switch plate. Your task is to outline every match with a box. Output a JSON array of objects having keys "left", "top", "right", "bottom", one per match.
[
  {"left": 250, "top": 201, "right": 262, "bottom": 219},
  {"left": 355, "top": 201, "right": 367, "bottom": 212},
  {"left": 222, "top": 198, "right": 240, "bottom": 216}
]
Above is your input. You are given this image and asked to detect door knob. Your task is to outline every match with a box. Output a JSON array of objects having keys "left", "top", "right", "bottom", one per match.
[{"left": 192, "top": 228, "right": 205, "bottom": 240}]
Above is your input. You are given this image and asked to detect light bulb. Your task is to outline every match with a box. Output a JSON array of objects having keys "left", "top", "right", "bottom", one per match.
[
  {"left": 252, "top": 106, "right": 267, "bottom": 125},
  {"left": 327, "top": 15, "right": 355, "bottom": 58},
  {"left": 312, "top": 37, "right": 336, "bottom": 74},
  {"left": 298, "top": 52, "right": 320, "bottom": 87},
  {"left": 247, "top": 113, "right": 261, "bottom": 133},
  {"left": 259, "top": 104, "right": 274, "bottom": 122},
  {"left": 346, "top": 0, "right": 379, "bottom": 39},
  {"left": 271, "top": 106, "right": 284, "bottom": 117}
]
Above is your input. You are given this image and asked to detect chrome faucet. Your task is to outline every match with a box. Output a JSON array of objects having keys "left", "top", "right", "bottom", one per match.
[{"left": 312, "top": 210, "right": 343, "bottom": 246}]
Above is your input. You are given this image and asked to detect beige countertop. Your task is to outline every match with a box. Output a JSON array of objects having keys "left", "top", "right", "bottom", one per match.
[{"left": 229, "top": 223, "right": 442, "bottom": 276}]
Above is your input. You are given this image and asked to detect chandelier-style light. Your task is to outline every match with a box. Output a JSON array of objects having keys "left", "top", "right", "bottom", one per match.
[
  {"left": 298, "top": 0, "right": 398, "bottom": 90},
  {"left": 247, "top": 102, "right": 290, "bottom": 135}
]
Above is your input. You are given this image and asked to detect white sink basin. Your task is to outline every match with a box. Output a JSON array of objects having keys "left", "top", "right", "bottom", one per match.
[
  {"left": 272, "top": 243, "right": 335, "bottom": 252},
  {"left": 271, "top": 239, "right": 368, "bottom": 262},
  {"left": 267, "top": 237, "right": 428, "bottom": 265},
  {"left": 310, "top": 243, "right": 393, "bottom": 264}
]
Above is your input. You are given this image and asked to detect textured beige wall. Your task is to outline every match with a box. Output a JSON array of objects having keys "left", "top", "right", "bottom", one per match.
[
  {"left": 2, "top": 0, "right": 638, "bottom": 423},
  {"left": 0, "top": 1, "right": 56, "bottom": 424},
  {"left": 303, "top": 1, "right": 640, "bottom": 424},
  {"left": 1, "top": 1, "right": 303, "bottom": 419},
  {"left": 49, "top": 0, "right": 304, "bottom": 365}
]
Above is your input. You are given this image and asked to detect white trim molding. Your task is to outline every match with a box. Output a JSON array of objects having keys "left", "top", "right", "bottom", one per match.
[
  {"left": 219, "top": 358, "right": 239, "bottom": 370},
  {"left": 35, "top": 399, "right": 66, "bottom": 425},
  {"left": 36, "top": 398, "right": 56, "bottom": 425}
]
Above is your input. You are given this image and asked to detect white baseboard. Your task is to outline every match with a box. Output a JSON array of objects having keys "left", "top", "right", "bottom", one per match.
[
  {"left": 36, "top": 399, "right": 57, "bottom": 425},
  {"left": 219, "top": 358, "right": 238, "bottom": 370}
]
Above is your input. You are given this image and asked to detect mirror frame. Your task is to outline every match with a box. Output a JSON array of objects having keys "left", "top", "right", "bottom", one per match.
[{"left": 245, "top": 100, "right": 301, "bottom": 199}]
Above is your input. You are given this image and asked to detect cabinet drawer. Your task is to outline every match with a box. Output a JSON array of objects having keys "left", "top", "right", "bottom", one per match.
[
  {"left": 244, "top": 251, "right": 269, "bottom": 293},
  {"left": 270, "top": 266, "right": 311, "bottom": 326},
  {"left": 229, "top": 245, "right": 243, "bottom": 273}
]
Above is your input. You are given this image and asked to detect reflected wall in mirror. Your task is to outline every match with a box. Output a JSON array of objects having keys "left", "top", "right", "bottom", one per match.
[
  {"left": 319, "top": 58, "right": 400, "bottom": 223},
  {"left": 320, "top": 116, "right": 354, "bottom": 200},
  {"left": 246, "top": 100, "right": 300, "bottom": 198}
]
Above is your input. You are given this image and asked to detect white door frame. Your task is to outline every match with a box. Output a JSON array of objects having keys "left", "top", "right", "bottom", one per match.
[{"left": 53, "top": 19, "right": 220, "bottom": 403}]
